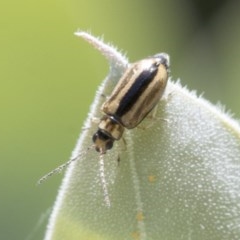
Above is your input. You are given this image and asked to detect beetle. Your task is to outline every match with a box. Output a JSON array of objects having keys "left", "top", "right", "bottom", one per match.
[
  {"left": 38, "top": 53, "right": 169, "bottom": 185},
  {"left": 92, "top": 53, "right": 169, "bottom": 154}
]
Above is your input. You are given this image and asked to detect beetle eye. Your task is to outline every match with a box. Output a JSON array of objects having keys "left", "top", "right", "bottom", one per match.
[{"left": 106, "top": 140, "right": 113, "bottom": 151}]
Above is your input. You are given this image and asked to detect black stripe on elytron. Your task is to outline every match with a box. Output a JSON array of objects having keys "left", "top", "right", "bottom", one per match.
[{"left": 115, "top": 64, "right": 158, "bottom": 118}]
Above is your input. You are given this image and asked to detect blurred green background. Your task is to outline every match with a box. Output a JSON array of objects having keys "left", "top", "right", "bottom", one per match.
[{"left": 1, "top": 0, "right": 240, "bottom": 239}]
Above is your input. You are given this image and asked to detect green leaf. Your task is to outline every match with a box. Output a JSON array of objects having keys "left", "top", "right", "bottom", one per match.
[{"left": 43, "top": 32, "right": 240, "bottom": 240}]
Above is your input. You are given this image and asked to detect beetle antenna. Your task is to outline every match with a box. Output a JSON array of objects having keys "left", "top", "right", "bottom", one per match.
[
  {"left": 37, "top": 145, "right": 94, "bottom": 185},
  {"left": 99, "top": 152, "right": 111, "bottom": 207}
]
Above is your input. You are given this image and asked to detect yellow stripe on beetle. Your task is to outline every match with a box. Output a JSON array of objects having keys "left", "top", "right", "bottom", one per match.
[{"left": 93, "top": 53, "right": 170, "bottom": 154}]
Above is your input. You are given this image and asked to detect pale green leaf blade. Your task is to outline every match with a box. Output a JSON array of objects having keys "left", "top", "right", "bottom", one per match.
[{"left": 44, "top": 32, "right": 240, "bottom": 240}]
